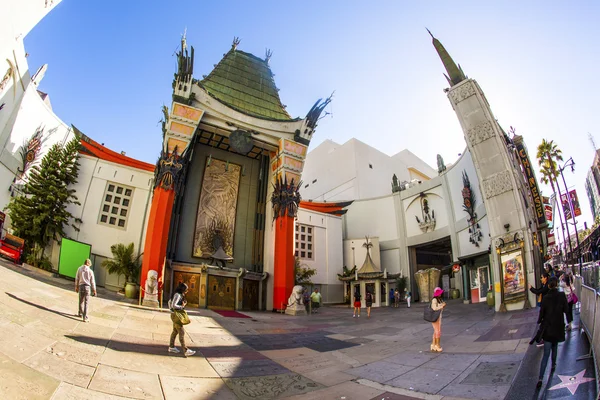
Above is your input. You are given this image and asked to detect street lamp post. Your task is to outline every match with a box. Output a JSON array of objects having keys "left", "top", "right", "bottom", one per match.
[{"left": 558, "top": 157, "right": 583, "bottom": 275}]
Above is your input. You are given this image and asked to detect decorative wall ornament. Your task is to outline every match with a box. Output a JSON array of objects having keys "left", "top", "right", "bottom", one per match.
[
  {"left": 466, "top": 121, "right": 495, "bottom": 146},
  {"left": 155, "top": 149, "right": 183, "bottom": 191},
  {"left": 229, "top": 130, "right": 253, "bottom": 155},
  {"left": 391, "top": 174, "right": 401, "bottom": 193},
  {"left": 0, "top": 64, "right": 14, "bottom": 93},
  {"left": 415, "top": 193, "right": 436, "bottom": 233},
  {"left": 482, "top": 170, "right": 513, "bottom": 199},
  {"left": 462, "top": 171, "right": 483, "bottom": 246},
  {"left": 193, "top": 158, "right": 241, "bottom": 258},
  {"left": 295, "top": 94, "right": 333, "bottom": 145},
  {"left": 17, "top": 126, "right": 45, "bottom": 177},
  {"left": 271, "top": 176, "right": 302, "bottom": 221},
  {"left": 437, "top": 154, "right": 446, "bottom": 174},
  {"left": 448, "top": 81, "right": 476, "bottom": 104}
]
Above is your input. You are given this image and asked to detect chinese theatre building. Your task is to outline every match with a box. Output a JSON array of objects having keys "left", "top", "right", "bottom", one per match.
[{"left": 140, "top": 36, "right": 330, "bottom": 311}]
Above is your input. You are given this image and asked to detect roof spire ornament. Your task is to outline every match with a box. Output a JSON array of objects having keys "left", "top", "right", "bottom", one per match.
[
  {"left": 427, "top": 28, "right": 466, "bottom": 86},
  {"left": 232, "top": 37, "right": 241, "bottom": 51},
  {"left": 265, "top": 48, "right": 273, "bottom": 65},
  {"left": 181, "top": 27, "right": 187, "bottom": 51}
]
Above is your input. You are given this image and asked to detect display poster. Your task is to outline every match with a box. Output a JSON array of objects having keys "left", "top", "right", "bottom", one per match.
[{"left": 501, "top": 251, "right": 525, "bottom": 303}]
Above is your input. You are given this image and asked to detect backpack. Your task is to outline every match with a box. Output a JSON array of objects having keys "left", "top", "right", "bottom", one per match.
[{"left": 366, "top": 293, "right": 372, "bottom": 302}]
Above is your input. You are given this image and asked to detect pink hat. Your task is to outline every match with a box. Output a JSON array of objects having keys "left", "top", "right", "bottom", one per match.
[{"left": 433, "top": 287, "right": 444, "bottom": 297}]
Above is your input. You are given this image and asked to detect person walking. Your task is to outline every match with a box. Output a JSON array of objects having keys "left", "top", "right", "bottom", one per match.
[
  {"left": 560, "top": 272, "right": 575, "bottom": 331},
  {"left": 303, "top": 288, "right": 310, "bottom": 313},
  {"left": 394, "top": 289, "right": 400, "bottom": 308},
  {"left": 353, "top": 290, "right": 362, "bottom": 318},
  {"left": 75, "top": 259, "right": 96, "bottom": 322},
  {"left": 365, "top": 291, "right": 373, "bottom": 317},
  {"left": 389, "top": 288, "right": 395, "bottom": 307},
  {"left": 405, "top": 288, "right": 412, "bottom": 308},
  {"left": 168, "top": 282, "right": 196, "bottom": 357},
  {"left": 310, "top": 288, "right": 322, "bottom": 313},
  {"left": 536, "top": 277, "right": 568, "bottom": 389},
  {"left": 430, "top": 287, "right": 446, "bottom": 352},
  {"left": 530, "top": 272, "right": 550, "bottom": 346}
]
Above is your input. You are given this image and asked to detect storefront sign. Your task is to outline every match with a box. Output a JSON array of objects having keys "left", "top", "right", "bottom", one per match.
[
  {"left": 515, "top": 140, "right": 546, "bottom": 228},
  {"left": 501, "top": 251, "right": 526, "bottom": 303},
  {"left": 543, "top": 196, "right": 553, "bottom": 225}
]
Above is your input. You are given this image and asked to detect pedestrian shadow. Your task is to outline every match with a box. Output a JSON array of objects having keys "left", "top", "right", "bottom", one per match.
[
  {"left": 65, "top": 334, "right": 187, "bottom": 357},
  {"left": 6, "top": 292, "right": 81, "bottom": 321}
]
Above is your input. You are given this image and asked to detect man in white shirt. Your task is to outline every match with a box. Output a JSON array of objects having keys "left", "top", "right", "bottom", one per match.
[{"left": 75, "top": 259, "right": 96, "bottom": 322}]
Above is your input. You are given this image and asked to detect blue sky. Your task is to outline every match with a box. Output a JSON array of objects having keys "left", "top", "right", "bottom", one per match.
[{"left": 25, "top": 1, "right": 600, "bottom": 234}]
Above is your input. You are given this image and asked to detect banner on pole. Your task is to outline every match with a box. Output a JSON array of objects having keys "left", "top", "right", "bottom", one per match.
[{"left": 560, "top": 190, "right": 581, "bottom": 220}]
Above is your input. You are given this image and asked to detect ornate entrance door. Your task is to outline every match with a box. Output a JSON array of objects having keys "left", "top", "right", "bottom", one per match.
[
  {"left": 173, "top": 272, "right": 200, "bottom": 307},
  {"left": 243, "top": 280, "right": 259, "bottom": 311},
  {"left": 207, "top": 275, "right": 236, "bottom": 310}
]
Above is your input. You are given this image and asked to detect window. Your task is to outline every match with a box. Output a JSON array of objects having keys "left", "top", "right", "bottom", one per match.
[
  {"left": 369, "top": 163, "right": 373, "bottom": 169},
  {"left": 98, "top": 182, "right": 134, "bottom": 229},
  {"left": 295, "top": 223, "right": 314, "bottom": 259}
]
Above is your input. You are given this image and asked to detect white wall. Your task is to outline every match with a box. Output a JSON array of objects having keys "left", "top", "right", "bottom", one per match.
[
  {"left": 343, "top": 195, "right": 397, "bottom": 242},
  {"left": 63, "top": 155, "right": 154, "bottom": 258},
  {"left": 301, "top": 138, "right": 437, "bottom": 202},
  {"left": 343, "top": 237, "right": 381, "bottom": 273},
  {"left": 295, "top": 208, "right": 344, "bottom": 303}
]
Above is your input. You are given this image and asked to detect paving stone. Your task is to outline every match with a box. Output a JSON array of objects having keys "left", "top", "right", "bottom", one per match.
[
  {"left": 51, "top": 382, "right": 132, "bottom": 399},
  {"left": 210, "top": 359, "right": 291, "bottom": 378},
  {"left": 369, "top": 392, "right": 422, "bottom": 400},
  {"left": 482, "top": 339, "right": 520, "bottom": 353},
  {"left": 302, "top": 367, "right": 355, "bottom": 386},
  {"left": 438, "top": 382, "right": 510, "bottom": 400},
  {"left": 0, "top": 352, "right": 60, "bottom": 400},
  {"left": 420, "top": 353, "right": 479, "bottom": 371},
  {"left": 283, "top": 380, "right": 384, "bottom": 400},
  {"left": 384, "top": 351, "right": 438, "bottom": 367},
  {"left": 24, "top": 349, "right": 95, "bottom": 387},
  {"left": 346, "top": 361, "right": 414, "bottom": 383},
  {"left": 223, "top": 373, "right": 322, "bottom": 399},
  {"left": 44, "top": 340, "right": 103, "bottom": 367},
  {"left": 259, "top": 347, "right": 320, "bottom": 360},
  {"left": 160, "top": 376, "right": 237, "bottom": 400},
  {"left": 386, "top": 366, "right": 461, "bottom": 394},
  {"left": 100, "top": 347, "right": 219, "bottom": 378},
  {"left": 88, "top": 364, "right": 163, "bottom": 399},
  {"left": 0, "top": 321, "right": 57, "bottom": 362},
  {"left": 460, "top": 361, "right": 519, "bottom": 385}
]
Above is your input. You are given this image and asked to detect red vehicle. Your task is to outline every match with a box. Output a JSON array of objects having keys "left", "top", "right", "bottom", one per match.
[{"left": 0, "top": 234, "right": 24, "bottom": 264}]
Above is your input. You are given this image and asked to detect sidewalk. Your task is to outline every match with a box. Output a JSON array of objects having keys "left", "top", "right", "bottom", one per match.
[{"left": 0, "top": 260, "right": 596, "bottom": 399}]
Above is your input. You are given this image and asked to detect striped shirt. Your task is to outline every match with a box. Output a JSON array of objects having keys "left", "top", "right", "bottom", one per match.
[{"left": 75, "top": 265, "right": 96, "bottom": 292}]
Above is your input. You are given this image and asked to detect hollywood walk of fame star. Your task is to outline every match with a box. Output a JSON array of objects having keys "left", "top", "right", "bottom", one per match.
[{"left": 549, "top": 369, "right": 595, "bottom": 395}]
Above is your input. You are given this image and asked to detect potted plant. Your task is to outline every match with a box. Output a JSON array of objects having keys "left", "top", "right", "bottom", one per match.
[{"left": 102, "top": 243, "right": 141, "bottom": 299}]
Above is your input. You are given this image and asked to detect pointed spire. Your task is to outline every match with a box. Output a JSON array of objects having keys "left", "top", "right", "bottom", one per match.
[
  {"left": 232, "top": 37, "right": 241, "bottom": 51},
  {"left": 265, "top": 48, "right": 273, "bottom": 65},
  {"left": 427, "top": 29, "right": 466, "bottom": 86}
]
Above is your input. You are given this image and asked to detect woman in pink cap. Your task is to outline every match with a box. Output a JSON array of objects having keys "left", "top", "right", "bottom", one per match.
[{"left": 430, "top": 287, "right": 446, "bottom": 352}]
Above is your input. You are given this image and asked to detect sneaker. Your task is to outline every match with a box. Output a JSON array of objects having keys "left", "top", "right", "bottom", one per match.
[
  {"left": 536, "top": 379, "right": 543, "bottom": 389},
  {"left": 83, "top": 317, "right": 89, "bottom": 323},
  {"left": 357, "top": 315, "right": 360, "bottom": 318},
  {"left": 168, "top": 347, "right": 180, "bottom": 353},
  {"left": 184, "top": 349, "right": 196, "bottom": 357},
  {"left": 77, "top": 313, "right": 82, "bottom": 317},
  {"left": 352, "top": 315, "right": 356, "bottom": 318},
  {"left": 536, "top": 341, "right": 544, "bottom": 348}
]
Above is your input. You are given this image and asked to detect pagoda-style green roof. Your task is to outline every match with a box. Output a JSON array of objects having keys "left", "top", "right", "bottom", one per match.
[{"left": 199, "top": 48, "right": 296, "bottom": 121}]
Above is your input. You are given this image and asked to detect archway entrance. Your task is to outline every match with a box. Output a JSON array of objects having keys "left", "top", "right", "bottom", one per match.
[{"left": 410, "top": 237, "right": 452, "bottom": 302}]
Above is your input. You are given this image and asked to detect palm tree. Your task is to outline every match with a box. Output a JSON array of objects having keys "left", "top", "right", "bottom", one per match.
[
  {"left": 102, "top": 243, "right": 141, "bottom": 288},
  {"left": 536, "top": 139, "right": 569, "bottom": 253}
]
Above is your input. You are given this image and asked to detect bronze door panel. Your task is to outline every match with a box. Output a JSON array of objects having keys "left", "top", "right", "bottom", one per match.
[
  {"left": 243, "top": 280, "right": 259, "bottom": 311},
  {"left": 173, "top": 272, "right": 200, "bottom": 307},
  {"left": 208, "top": 275, "right": 236, "bottom": 310}
]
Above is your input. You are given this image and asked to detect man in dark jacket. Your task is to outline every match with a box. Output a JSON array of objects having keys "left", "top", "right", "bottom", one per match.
[
  {"left": 529, "top": 272, "right": 550, "bottom": 347},
  {"left": 536, "top": 277, "right": 568, "bottom": 388}
]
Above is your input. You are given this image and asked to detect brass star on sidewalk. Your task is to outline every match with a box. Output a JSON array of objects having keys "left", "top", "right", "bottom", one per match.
[{"left": 549, "top": 369, "right": 595, "bottom": 395}]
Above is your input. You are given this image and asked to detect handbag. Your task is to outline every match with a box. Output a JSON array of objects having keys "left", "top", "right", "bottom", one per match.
[
  {"left": 423, "top": 302, "right": 442, "bottom": 322},
  {"left": 174, "top": 309, "right": 191, "bottom": 325},
  {"left": 568, "top": 290, "right": 578, "bottom": 304}
]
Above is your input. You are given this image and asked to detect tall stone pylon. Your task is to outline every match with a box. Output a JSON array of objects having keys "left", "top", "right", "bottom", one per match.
[{"left": 429, "top": 31, "right": 534, "bottom": 311}]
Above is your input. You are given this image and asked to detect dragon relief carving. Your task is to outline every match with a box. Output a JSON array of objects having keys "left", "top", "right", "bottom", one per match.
[
  {"left": 482, "top": 170, "right": 513, "bottom": 199},
  {"left": 466, "top": 121, "right": 495, "bottom": 146},
  {"left": 448, "top": 81, "right": 476, "bottom": 104}
]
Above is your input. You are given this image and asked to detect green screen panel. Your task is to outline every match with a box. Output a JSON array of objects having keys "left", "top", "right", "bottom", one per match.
[{"left": 58, "top": 238, "right": 92, "bottom": 279}]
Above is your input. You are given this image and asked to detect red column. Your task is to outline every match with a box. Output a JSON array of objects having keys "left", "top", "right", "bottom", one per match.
[
  {"left": 273, "top": 215, "right": 295, "bottom": 311},
  {"left": 140, "top": 186, "right": 175, "bottom": 301}
]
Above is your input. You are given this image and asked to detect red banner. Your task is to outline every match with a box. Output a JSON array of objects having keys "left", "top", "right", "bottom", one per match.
[{"left": 561, "top": 190, "right": 581, "bottom": 220}]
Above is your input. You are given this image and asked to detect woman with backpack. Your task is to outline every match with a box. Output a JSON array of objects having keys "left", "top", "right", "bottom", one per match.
[
  {"left": 430, "top": 287, "right": 446, "bottom": 352},
  {"left": 365, "top": 291, "right": 373, "bottom": 318},
  {"left": 168, "top": 282, "right": 196, "bottom": 357},
  {"left": 559, "top": 272, "right": 576, "bottom": 332},
  {"left": 536, "top": 277, "right": 568, "bottom": 388}
]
